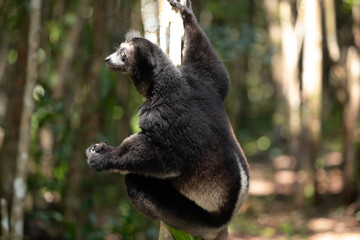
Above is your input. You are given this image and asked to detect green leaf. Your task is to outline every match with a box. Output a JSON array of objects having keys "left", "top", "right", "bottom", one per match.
[{"left": 166, "top": 225, "right": 203, "bottom": 240}]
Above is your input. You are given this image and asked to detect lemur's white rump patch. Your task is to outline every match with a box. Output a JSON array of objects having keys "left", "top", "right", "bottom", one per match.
[
  {"left": 179, "top": 178, "right": 226, "bottom": 213},
  {"left": 173, "top": 152, "right": 228, "bottom": 213}
]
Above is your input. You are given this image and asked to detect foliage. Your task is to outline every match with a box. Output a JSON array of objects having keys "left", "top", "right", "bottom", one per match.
[{"left": 166, "top": 225, "right": 202, "bottom": 240}]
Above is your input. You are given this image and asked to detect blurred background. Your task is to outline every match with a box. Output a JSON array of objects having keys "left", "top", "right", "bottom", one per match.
[{"left": 0, "top": 0, "right": 360, "bottom": 239}]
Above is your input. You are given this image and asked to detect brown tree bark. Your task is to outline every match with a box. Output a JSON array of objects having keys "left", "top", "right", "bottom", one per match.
[
  {"left": 10, "top": 0, "right": 42, "bottom": 239},
  {"left": 264, "top": 0, "right": 282, "bottom": 94},
  {"left": 0, "top": 34, "right": 10, "bottom": 150},
  {"left": 1, "top": 198, "right": 9, "bottom": 238},
  {"left": 0, "top": 13, "right": 28, "bottom": 208}
]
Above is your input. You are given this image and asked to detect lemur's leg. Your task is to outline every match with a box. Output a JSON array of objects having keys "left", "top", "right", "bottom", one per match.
[
  {"left": 125, "top": 174, "right": 226, "bottom": 239},
  {"left": 86, "top": 133, "right": 182, "bottom": 178}
]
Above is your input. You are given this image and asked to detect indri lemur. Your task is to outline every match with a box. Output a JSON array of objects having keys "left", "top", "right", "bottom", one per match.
[{"left": 86, "top": 0, "right": 249, "bottom": 239}]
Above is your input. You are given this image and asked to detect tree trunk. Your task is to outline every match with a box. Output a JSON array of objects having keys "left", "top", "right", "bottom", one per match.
[
  {"left": 279, "top": 0, "right": 302, "bottom": 159},
  {"left": 0, "top": 20, "right": 28, "bottom": 206},
  {"left": 141, "top": 0, "right": 185, "bottom": 238},
  {"left": 52, "top": 0, "right": 88, "bottom": 100},
  {"left": 323, "top": 0, "right": 340, "bottom": 62},
  {"left": 159, "top": 0, "right": 170, "bottom": 51},
  {"left": 141, "top": 0, "right": 159, "bottom": 44},
  {"left": 10, "top": 0, "right": 42, "bottom": 239},
  {"left": 158, "top": 0, "right": 184, "bottom": 65},
  {"left": 0, "top": 34, "right": 10, "bottom": 151},
  {"left": 1, "top": 198, "right": 9, "bottom": 238},
  {"left": 353, "top": 4, "right": 360, "bottom": 49},
  {"left": 264, "top": 0, "right": 282, "bottom": 94},
  {"left": 158, "top": 222, "right": 175, "bottom": 240},
  {"left": 343, "top": 47, "right": 360, "bottom": 203},
  {"left": 299, "top": 0, "right": 323, "bottom": 206}
]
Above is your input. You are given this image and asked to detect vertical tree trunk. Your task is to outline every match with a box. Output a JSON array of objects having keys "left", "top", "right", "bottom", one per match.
[
  {"left": 141, "top": 0, "right": 159, "bottom": 44},
  {"left": 264, "top": 0, "right": 282, "bottom": 94},
  {"left": 52, "top": 0, "right": 89, "bottom": 100},
  {"left": 158, "top": 0, "right": 184, "bottom": 65},
  {"left": 141, "top": 0, "right": 184, "bottom": 238},
  {"left": 323, "top": 0, "right": 340, "bottom": 62},
  {"left": 1, "top": 198, "right": 9, "bottom": 238},
  {"left": 10, "top": 0, "right": 42, "bottom": 239},
  {"left": 168, "top": 1, "right": 184, "bottom": 65},
  {"left": 353, "top": 4, "right": 360, "bottom": 49},
  {"left": 343, "top": 46, "right": 360, "bottom": 203},
  {"left": 279, "top": 0, "right": 302, "bottom": 159},
  {"left": 299, "top": 0, "right": 323, "bottom": 206},
  {"left": 0, "top": 35, "right": 10, "bottom": 151},
  {"left": 0, "top": 21, "right": 28, "bottom": 205},
  {"left": 158, "top": 222, "right": 175, "bottom": 240},
  {"left": 39, "top": 125, "right": 54, "bottom": 178},
  {"left": 159, "top": 0, "right": 170, "bottom": 51}
]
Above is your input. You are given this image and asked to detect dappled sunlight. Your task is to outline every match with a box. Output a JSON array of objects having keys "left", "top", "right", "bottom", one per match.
[
  {"left": 310, "top": 232, "right": 360, "bottom": 240},
  {"left": 274, "top": 170, "right": 296, "bottom": 195},
  {"left": 231, "top": 159, "right": 360, "bottom": 239},
  {"left": 248, "top": 155, "right": 347, "bottom": 197},
  {"left": 324, "top": 152, "right": 343, "bottom": 167},
  {"left": 272, "top": 155, "right": 296, "bottom": 169},
  {"left": 249, "top": 179, "right": 275, "bottom": 196},
  {"left": 308, "top": 218, "right": 336, "bottom": 232}
]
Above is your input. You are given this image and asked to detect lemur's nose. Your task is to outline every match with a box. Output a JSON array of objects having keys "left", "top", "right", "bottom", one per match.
[{"left": 105, "top": 57, "right": 110, "bottom": 63}]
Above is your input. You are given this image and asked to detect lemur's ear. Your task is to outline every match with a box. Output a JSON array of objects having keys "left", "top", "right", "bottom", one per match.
[{"left": 126, "top": 30, "right": 141, "bottom": 42}]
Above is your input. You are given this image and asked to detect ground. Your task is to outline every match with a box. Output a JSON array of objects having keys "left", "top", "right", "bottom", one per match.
[{"left": 228, "top": 154, "right": 360, "bottom": 240}]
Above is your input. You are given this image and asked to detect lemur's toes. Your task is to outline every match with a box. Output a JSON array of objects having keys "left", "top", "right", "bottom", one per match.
[
  {"left": 186, "top": 0, "right": 192, "bottom": 10},
  {"left": 90, "top": 144, "right": 98, "bottom": 153},
  {"left": 90, "top": 142, "right": 106, "bottom": 154},
  {"left": 167, "top": 0, "right": 177, "bottom": 7}
]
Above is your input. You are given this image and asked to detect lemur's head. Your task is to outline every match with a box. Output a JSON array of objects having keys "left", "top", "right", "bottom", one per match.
[
  {"left": 105, "top": 41, "right": 135, "bottom": 73},
  {"left": 105, "top": 30, "right": 157, "bottom": 97}
]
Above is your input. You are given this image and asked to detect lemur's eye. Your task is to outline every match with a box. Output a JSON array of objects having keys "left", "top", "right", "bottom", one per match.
[{"left": 120, "top": 50, "right": 125, "bottom": 57}]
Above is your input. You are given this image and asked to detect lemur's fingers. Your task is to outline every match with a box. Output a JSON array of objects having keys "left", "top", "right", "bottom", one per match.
[
  {"left": 186, "top": 0, "right": 192, "bottom": 11},
  {"left": 168, "top": 0, "right": 194, "bottom": 22},
  {"left": 167, "top": 0, "right": 185, "bottom": 12}
]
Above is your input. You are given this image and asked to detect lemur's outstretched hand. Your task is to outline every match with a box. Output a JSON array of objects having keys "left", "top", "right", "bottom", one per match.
[
  {"left": 167, "top": 0, "right": 193, "bottom": 21},
  {"left": 86, "top": 143, "right": 115, "bottom": 171}
]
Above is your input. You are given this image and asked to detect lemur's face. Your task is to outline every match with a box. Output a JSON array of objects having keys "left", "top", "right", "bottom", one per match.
[{"left": 105, "top": 42, "right": 134, "bottom": 74}]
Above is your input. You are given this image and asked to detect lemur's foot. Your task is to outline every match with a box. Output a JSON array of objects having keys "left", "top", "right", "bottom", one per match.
[
  {"left": 86, "top": 143, "right": 114, "bottom": 171},
  {"left": 88, "top": 142, "right": 108, "bottom": 154}
]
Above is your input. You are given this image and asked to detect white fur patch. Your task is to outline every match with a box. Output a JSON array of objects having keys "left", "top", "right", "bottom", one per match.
[
  {"left": 233, "top": 152, "right": 249, "bottom": 215},
  {"left": 108, "top": 52, "right": 122, "bottom": 65},
  {"left": 181, "top": 182, "right": 225, "bottom": 213}
]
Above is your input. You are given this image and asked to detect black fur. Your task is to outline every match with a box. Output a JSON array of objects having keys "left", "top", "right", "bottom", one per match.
[{"left": 88, "top": 1, "right": 249, "bottom": 239}]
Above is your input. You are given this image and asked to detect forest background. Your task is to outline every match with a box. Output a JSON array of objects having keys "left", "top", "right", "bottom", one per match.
[{"left": 0, "top": 0, "right": 360, "bottom": 239}]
